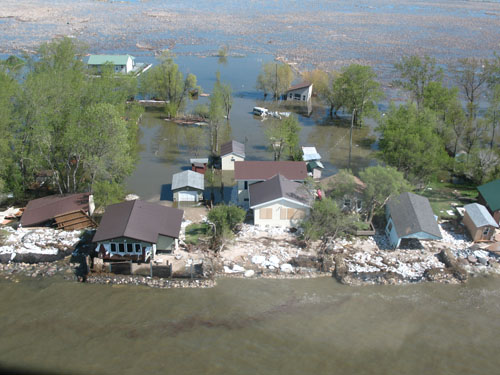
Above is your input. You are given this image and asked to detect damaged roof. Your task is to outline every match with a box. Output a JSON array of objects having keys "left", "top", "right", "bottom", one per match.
[
  {"left": 387, "top": 192, "right": 442, "bottom": 239},
  {"left": 234, "top": 161, "right": 307, "bottom": 181},
  {"left": 286, "top": 82, "right": 312, "bottom": 92},
  {"left": 93, "top": 200, "right": 184, "bottom": 243},
  {"left": 220, "top": 140, "right": 245, "bottom": 158},
  {"left": 21, "top": 193, "right": 91, "bottom": 227},
  {"left": 249, "top": 174, "right": 312, "bottom": 208}
]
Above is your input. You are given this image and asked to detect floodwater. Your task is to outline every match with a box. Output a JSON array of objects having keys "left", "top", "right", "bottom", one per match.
[
  {"left": 1, "top": 276, "right": 500, "bottom": 374},
  {"left": 126, "top": 53, "right": 376, "bottom": 201}
]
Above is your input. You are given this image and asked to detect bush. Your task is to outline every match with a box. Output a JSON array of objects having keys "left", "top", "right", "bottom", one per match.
[{"left": 207, "top": 204, "right": 246, "bottom": 241}]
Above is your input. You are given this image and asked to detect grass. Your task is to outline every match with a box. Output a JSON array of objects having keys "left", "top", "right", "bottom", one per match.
[
  {"left": 184, "top": 223, "right": 212, "bottom": 245},
  {"left": 419, "top": 180, "right": 478, "bottom": 220}
]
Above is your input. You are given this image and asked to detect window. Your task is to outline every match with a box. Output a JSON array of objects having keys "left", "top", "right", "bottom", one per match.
[
  {"left": 483, "top": 227, "right": 490, "bottom": 236},
  {"left": 110, "top": 243, "right": 117, "bottom": 253},
  {"left": 280, "top": 207, "right": 287, "bottom": 220},
  {"left": 127, "top": 243, "right": 133, "bottom": 253},
  {"left": 387, "top": 222, "right": 393, "bottom": 232},
  {"left": 344, "top": 199, "right": 351, "bottom": 209},
  {"left": 356, "top": 200, "right": 363, "bottom": 210},
  {"left": 135, "top": 244, "right": 142, "bottom": 253},
  {"left": 289, "top": 93, "right": 292, "bottom": 98},
  {"left": 244, "top": 198, "right": 249, "bottom": 202},
  {"left": 244, "top": 181, "right": 248, "bottom": 189},
  {"left": 294, "top": 93, "right": 301, "bottom": 99},
  {"left": 260, "top": 208, "right": 273, "bottom": 219},
  {"left": 118, "top": 243, "right": 125, "bottom": 253},
  {"left": 302, "top": 95, "right": 306, "bottom": 100}
]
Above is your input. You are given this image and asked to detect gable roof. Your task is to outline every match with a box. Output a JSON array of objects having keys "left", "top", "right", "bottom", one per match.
[
  {"left": 465, "top": 203, "right": 499, "bottom": 228},
  {"left": 387, "top": 192, "right": 442, "bottom": 239},
  {"left": 249, "top": 174, "right": 311, "bottom": 208},
  {"left": 87, "top": 55, "right": 134, "bottom": 66},
  {"left": 93, "top": 200, "right": 183, "bottom": 243},
  {"left": 172, "top": 170, "right": 204, "bottom": 191},
  {"left": 286, "top": 82, "right": 312, "bottom": 92},
  {"left": 21, "top": 193, "right": 90, "bottom": 227},
  {"left": 190, "top": 158, "right": 208, "bottom": 164},
  {"left": 302, "top": 146, "right": 321, "bottom": 161},
  {"left": 478, "top": 179, "right": 500, "bottom": 212},
  {"left": 220, "top": 140, "right": 245, "bottom": 158},
  {"left": 234, "top": 161, "right": 307, "bottom": 181}
]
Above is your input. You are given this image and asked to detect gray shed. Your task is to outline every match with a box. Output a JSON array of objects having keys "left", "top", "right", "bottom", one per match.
[{"left": 172, "top": 170, "right": 205, "bottom": 202}]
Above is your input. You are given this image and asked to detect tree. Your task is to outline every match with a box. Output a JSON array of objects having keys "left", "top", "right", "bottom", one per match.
[
  {"left": 207, "top": 204, "right": 246, "bottom": 251},
  {"left": 303, "top": 69, "right": 343, "bottom": 117},
  {"left": 377, "top": 103, "right": 449, "bottom": 184},
  {"left": 394, "top": 55, "right": 444, "bottom": 110},
  {"left": 264, "top": 114, "right": 301, "bottom": 160},
  {"left": 256, "top": 62, "right": 293, "bottom": 100},
  {"left": 485, "top": 84, "right": 500, "bottom": 149},
  {"left": 140, "top": 51, "right": 198, "bottom": 117},
  {"left": 359, "top": 165, "right": 412, "bottom": 223},
  {"left": 301, "top": 198, "right": 359, "bottom": 244},
  {"left": 467, "top": 148, "right": 499, "bottom": 184},
  {"left": 327, "top": 169, "right": 358, "bottom": 212},
  {"left": 336, "top": 64, "right": 383, "bottom": 126},
  {"left": 208, "top": 74, "right": 226, "bottom": 155}
]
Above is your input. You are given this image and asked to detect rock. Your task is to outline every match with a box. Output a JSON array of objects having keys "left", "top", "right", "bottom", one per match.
[
  {"left": 467, "top": 255, "right": 477, "bottom": 264},
  {"left": 268, "top": 255, "right": 280, "bottom": 268},
  {"left": 477, "top": 257, "right": 488, "bottom": 266},
  {"left": 251, "top": 255, "right": 265, "bottom": 265},
  {"left": 438, "top": 249, "right": 468, "bottom": 282},
  {"left": 280, "top": 263, "right": 293, "bottom": 273},
  {"left": 244, "top": 270, "right": 255, "bottom": 277},
  {"left": 232, "top": 264, "right": 246, "bottom": 273},
  {"left": 290, "top": 255, "right": 319, "bottom": 268},
  {"left": 333, "top": 254, "right": 348, "bottom": 283},
  {"left": 424, "top": 267, "right": 455, "bottom": 282}
]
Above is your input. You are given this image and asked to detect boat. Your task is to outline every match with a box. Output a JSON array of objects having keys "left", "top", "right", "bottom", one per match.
[{"left": 253, "top": 107, "right": 269, "bottom": 116}]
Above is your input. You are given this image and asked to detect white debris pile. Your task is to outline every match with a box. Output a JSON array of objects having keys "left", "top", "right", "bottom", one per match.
[
  {"left": 439, "top": 223, "right": 473, "bottom": 250},
  {"left": 179, "top": 219, "right": 192, "bottom": 240},
  {"left": 0, "top": 227, "right": 82, "bottom": 256},
  {"left": 237, "top": 224, "right": 290, "bottom": 238}
]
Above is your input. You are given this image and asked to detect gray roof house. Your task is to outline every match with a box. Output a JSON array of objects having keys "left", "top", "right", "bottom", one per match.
[
  {"left": 463, "top": 203, "right": 499, "bottom": 242},
  {"left": 385, "top": 192, "right": 442, "bottom": 248},
  {"left": 171, "top": 170, "right": 205, "bottom": 202}
]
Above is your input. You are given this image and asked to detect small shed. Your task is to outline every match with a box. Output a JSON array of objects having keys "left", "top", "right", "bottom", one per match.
[
  {"left": 172, "top": 170, "right": 204, "bottom": 202},
  {"left": 190, "top": 158, "right": 208, "bottom": 174},
  {"left": 285, "top": 82, "right": 313, "bottom": 102},
  {"left": 220, "top": 140, "right": 245, "bottom": 171},
  {"left": 463, "top": 203, "right": 499, "bottom": 242},
  {"left": 385, "top": 192, "right": 442, "bottom": 249},
  {"left": 477, "top": 179, "right": 500, "bottom": 224}
]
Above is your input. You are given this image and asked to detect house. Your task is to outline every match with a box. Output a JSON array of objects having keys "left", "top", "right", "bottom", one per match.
[
  {"left": 319, "top": 173, "right": 366, "bottom": 213},
  {"left": 463, "top": 203, "right": 499, "bottom": 242},
  {"left": 171, "top": 170, "right": 204, "bottom": 202},
  {"left": 249, "top": 174, "right": 312, "bottom": 227},
  {"left": 385, "top": 192, "right": 442, "bottom": 249},
  {"left": 477, "top": 179, "right": 500, "bottom": 224},
  {"left": 285, "top": 82, "right": 313, "bottom": 102},
  {"left": 93, "top": 200, "right": 183, "bottom": 262},
  {"left": 220, "top": 140, "right": 245, "bottom": 170},
  {"left": 302, "top": 146, "right": 323, "bottom": 179},
  {"left": 20, "top": 193, "right": 96, "bottom": 230},
  {"left": 234, "top": 161, "right": 308, "bottom": 205},
  {"left": 87, "top": 54, "right": 136, "bottom": 74},
  {"left": 190, "top": 158, "right": 208, "bottom": 174}
]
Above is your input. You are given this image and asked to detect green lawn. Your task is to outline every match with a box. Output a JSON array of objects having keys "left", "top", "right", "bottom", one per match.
[
  {"left": 419, "top": 180, "right": 478, "bottom": 220},
  {"left": 184, "top": 223, "right": 212, "bottom": 245}
]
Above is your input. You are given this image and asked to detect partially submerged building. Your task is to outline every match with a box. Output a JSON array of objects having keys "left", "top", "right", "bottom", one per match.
[
  {"left": 93, "top": 200, "right": 183, "bottom": 262},
  {"left": 190, "top": 158, "right": 208, "bottom": 174},
  {"left": 249, "top": 174, "right": 311, "bottom": 227},
  {"left": 285, "top": 82, "right": 313, "bottom": 102},
  {"left": 463, "top": 203, "right": 499, "bottom": 242},
  {"left": 20, "top": 193, "right": 96, "bottom": 230},
  {"left": 385, "top": 192, "right": 442, "bottom": 249},
  {"left": 87, "top": 54, "right": 136, "bottom": 74},
  {"left": 220, "top": 140, "right": 245, "bottom": 171},
  {"left": 234, "top": 161, "right": 308, "bottom": 205},
  {"left": 477, "top": 179, "right": 500, "bottom": 224},
  {"left": 172, "top": 170, "right": 204, "bottom": 202}
]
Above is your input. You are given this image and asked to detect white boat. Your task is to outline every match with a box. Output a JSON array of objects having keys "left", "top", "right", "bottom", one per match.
[{"left": 253, "top": 107, "right": 269, "bottom": 116}]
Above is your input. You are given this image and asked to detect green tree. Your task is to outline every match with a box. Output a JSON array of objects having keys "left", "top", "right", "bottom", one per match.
[
  {"left": 377, "top": 103, "right": 449, "bottom": 184},
  {"left": 336, "top": 64, "right": 383, "bottom": 126},
  {"left": 140, "top": 51, "right": 198, "bottom": 117},
  {"left": 303, "top": 69, "right": 343, "bottom": 117},
  {"left": 485, "top": 84, "right": 500, "bottom": 149},
  {"left": 359, "top": 165, "right": 412, "bottom": 223},
  {"left": 327, "top": 169, "right": 357, "bottom": 204},
  {"left": 394, "top": 55, "right": 444, "bottom": 109},
  {"left": 264, "top": 114, "right": 301, "bottom": 160},
  {"left": 207, "top": 204, "right": 246, "bottom": 251},
  {"left": 256, "top": 62, "right": 293, "bottom": 100}
]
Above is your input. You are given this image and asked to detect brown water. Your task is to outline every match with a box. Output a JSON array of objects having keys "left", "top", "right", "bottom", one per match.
[{"left": 1, "top": 276, "right": 500, "bottom": 374}]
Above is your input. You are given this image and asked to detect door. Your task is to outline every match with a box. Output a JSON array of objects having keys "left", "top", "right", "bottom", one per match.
[{"left": 178, "top": 191, "right": 198, "bottom": 202}]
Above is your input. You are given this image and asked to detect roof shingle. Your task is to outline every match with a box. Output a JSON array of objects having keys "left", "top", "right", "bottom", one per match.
[
  {"left": 220, "top": 140, "right": 245, "bottom": 158},
  {"left": 234, "top": 161, "right": 307, "bottom": 181},
  {"left": 249, "top": 174, "right": 311, "bottom": 208}
]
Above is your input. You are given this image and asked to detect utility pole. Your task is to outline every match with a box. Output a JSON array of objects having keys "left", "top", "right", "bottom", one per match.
[{"left": 348, "top": 108, "right": 356, "bottom": 170}]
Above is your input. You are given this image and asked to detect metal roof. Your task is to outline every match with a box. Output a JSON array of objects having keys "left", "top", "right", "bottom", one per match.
[
  {"left": 172, "top": 170, "right": 204, "bottom": 191},
  {"left": 21, "top": 193, "right": 90, "bottom": 227},
  {"left": 464, "top": 203, "right": 499, "bottom": 228},
  {"left": 302, "top": 146, "right": 321, "bottom": 161},
  {"left": 93, "top": 200, "right": 183, "bottom": 243},
  {"left": 249, "top": 174, "right": 312, "bottom": 208},
  {"left": 234, "top": 161, "right": 307, "bottom": 181},
  {"left": 220, "top": 140, "right": 245, "bottom": 158},
  {"left": 387, "top": 192, "right": 442, "bottom": 239},
  {"left": 87, "top": 54, "right": 134, "bottom": 65},
  {"left": 190, "top": 158, "right": 208, "bottom": 164},
  {"left": 478, "top": 179, "right": 500, "bottom": 212}
]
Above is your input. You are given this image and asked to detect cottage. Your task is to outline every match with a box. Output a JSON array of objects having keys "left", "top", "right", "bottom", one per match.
[
  {"left": 20, "top": 193, "right": 96, "bottom": 230},
  {"left": 93, "top": 200, "right": 183, "bottom": 262},
  {"left": 87, "top": 54, "right": 136, "bottom": 74},
  {"left": 320, "top": 173, "right": 366, "bottom": 212},
  {"left": 477, "top": 179, "right": 500, "bottom": 224},
  {"left": 249, "top": 174, "right": 311, "bottom": 227},
  {"left": 285, "top": 82, "right": 313, "bottom": 102},
  {"left": 385, "top": 192, "right": 442, "bottom": 249},
  {"left": 463, "top": 203, "right": 499, "bottom": 242},
  {"left": 172, "top": 170, "right": 204, "bottom": 202},
  {"left": 190, "top": 158, "right": 208, "bottom": 174},
  {"left": 302, "top": 146, "right": 323, "bottom": 179},
  {"left": 220, "top": 140, "right": 245, "bottom": 170}
]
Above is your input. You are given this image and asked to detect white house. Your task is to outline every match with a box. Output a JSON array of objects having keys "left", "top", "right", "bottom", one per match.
[
  {"left": 220, "top": 140, "right": 245, "bottom": 171},
  {"left": 302, "top": 146, "right": 324, "bottom": 179},
  {"left": 285, "top": 82, "right": 313, "bottom": 102},
  {"left": 87, "top": 54, "right": 136, "bottom": 74},
  {"left": 171, "top": 170, "right": 204, "bottom": 202},
  {"left": 249, "top": 174, "right": 311, "bottom": 227}
]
